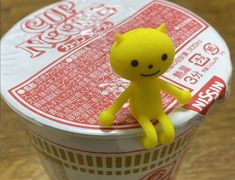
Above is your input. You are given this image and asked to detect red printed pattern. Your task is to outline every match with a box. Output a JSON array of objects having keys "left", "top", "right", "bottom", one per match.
[
  {"left": 10, "top": 1, "right": 207, "bottom": 129},
  {"left": 141, "top": 161, "right": 177, "bottom": 180}
]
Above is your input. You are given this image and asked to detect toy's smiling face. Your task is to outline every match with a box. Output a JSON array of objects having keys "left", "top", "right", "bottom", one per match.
[{"left": 110, "top": 24, "right": 175, "bottom": 81}]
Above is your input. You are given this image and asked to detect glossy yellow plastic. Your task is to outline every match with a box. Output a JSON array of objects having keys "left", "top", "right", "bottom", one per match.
[{"left": 99, "top": 23, "right": 192, "bottom": 149}]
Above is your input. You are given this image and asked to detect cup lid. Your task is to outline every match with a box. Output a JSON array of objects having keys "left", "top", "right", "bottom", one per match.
[{"left": 1, "top": 0, "right": 232, "bottom": 137}]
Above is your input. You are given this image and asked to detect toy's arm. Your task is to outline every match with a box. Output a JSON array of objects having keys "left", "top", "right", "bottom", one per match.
[
  {"left": 108, "top": 85, "right": 132, "bottom": 114},
  {"left": 158, "top": 78, "right": 191, "bottom": 104},
  {"left": 99, "top": 85, "right": 132, "bottom": 126}
]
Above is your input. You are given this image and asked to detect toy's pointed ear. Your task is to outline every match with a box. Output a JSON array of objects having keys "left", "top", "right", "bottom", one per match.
[
  {"left": 156, "top": 23, "right": 166, "bottom": 33},
  {"left": 115, "top": 33, "right": 123, "bottom": 44}
]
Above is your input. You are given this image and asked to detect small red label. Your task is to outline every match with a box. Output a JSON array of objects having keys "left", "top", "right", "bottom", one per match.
[
  {"left": 188, "top": 53, "right": 210, "bottom": 67},
  {"left": 203, "top": 42, "right": 219, "bottom": 55},
  {"left": 186, "top": 76, "right": 226, "bottom": 115}
]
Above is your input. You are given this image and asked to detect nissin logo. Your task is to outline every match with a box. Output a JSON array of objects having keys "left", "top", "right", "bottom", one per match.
[{"left": 187, "top": 76, "right": 226, "bottom": 115}]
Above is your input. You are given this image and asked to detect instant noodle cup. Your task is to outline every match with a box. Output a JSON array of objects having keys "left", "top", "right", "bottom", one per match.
[{"left": 1, "top": 0, "right": 232, "bottom": 180}]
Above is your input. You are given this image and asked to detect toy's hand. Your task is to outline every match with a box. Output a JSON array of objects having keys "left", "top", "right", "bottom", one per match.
[
  {"left": 99, "top": 110, "right": 115, "bottom": 126},
  {"left": 177, "top": 90, "right": 192, "bottom": 104}
]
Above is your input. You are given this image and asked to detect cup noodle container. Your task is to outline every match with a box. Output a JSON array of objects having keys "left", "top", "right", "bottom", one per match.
[{"left": 1, "top": 0, "right": 232, "bottom": 179}]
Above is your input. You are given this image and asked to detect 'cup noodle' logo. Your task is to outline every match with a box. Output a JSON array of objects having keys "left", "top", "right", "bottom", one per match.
[{"left": 16, "top": 1, "right": 117, "bottom": 58}]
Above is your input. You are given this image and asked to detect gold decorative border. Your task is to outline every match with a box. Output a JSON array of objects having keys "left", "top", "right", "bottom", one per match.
[{"left": 28, "top": 128, "right": 195, "bottom": 176}]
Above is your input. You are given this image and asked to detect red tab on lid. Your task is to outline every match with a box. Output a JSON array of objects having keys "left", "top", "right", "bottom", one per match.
[{"left": 186, "top": 76, "right": 226, "bottom": 115}]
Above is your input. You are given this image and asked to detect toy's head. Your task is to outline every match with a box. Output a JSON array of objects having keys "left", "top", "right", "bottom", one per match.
[{"left": 110, "top": 24, "right": 175, "bottom": 81}]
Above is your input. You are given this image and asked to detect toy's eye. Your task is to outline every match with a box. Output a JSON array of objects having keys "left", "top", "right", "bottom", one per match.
[
  {"left": 161, "top": 53, "right": 168, "bottom": 61},
  {"left": 131, "top": 59, "right": 139, "bottom": 67}
]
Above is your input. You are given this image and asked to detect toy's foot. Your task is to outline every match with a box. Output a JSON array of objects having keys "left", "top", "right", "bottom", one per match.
[
  {"left": 158, "top": 113, "right": 175, "bottom": 144},
  {"left": 99, "top": 110, "right": 114, "bottom": 126},
  {"left": 141, "top": 136, "right": 158, "bottom": 149},
  {"left": 178, "top": 90, "right": 192, "bottom": 104},
  {"left": 159, "top": 130, "right": 175, "bottom": 144},
  {"left": 137, "top": 116, "right": 158, "bottom": 149}
]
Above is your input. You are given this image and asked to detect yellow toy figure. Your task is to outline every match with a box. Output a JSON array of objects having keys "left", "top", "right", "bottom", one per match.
[{"left": 99, "top": 24, "right": 192, "bottom": 149}]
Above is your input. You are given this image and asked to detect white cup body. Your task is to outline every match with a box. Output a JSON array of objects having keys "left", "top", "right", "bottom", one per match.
[{"left": 24, "top": 120, "right": 198, "bottom": 180}]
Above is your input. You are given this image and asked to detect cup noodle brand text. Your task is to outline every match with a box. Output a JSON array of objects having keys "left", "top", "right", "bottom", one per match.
[{"left": 17, "top": 1, "right": 117, "bottom": 58}]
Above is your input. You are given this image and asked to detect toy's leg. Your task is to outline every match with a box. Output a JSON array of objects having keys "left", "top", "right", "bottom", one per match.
[
  {"left": 137, "top": 116, "right": 158, "bottom": 149},
  {"left": 158, "top": 113, "right": 175, "bottom": 144}
]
